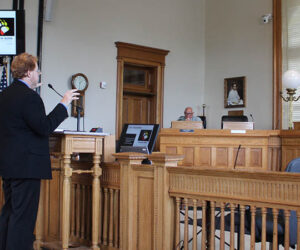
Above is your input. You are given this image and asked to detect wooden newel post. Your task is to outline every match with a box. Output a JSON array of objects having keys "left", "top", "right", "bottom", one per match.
[
  {"left": 147, "top": 153, "right": 184, "bottom": 250},
  {"left": 114, "top": 152, "right": 147, "bottom": 250},
  {"left": 114, "top": 152, "right": 183, "bottom": 250}
]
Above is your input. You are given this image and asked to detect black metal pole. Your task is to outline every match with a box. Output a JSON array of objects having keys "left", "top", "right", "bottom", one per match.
[
  {"left": 13, "top": 0, "right": 18, "bottom": 10},
  {"left": 19, "top": 0, "right": 24, "bottom": 10},
  {"left": 36, "top": 0, "right": 44, "bottom": 95},
  {"left": 76, "top": 107, "right": 81, "bottom": 131}
]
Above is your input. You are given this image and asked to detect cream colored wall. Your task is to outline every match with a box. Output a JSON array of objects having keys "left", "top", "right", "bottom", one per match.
[
  {"left": 0, "top": 0, "right": 272, "bottom": 132},
  {"left": 204, "top": 0, "right": 273, "bottom": 129}
]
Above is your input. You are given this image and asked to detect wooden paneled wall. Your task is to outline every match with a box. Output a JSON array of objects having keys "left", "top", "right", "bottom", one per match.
[{"left": 281, "top": 130, "right": 300, "bottom": 170}]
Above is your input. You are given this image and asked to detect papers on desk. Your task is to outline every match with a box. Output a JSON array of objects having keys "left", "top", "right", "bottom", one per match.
[
  {"left": 54, "top": 129, "right": 110, "bottom": 136},
  {"left": 54, "top": 128, "right": 64, "bottom": 133},
  {"left": 230, "top": 130, "right": 246, "bottom": 134}
]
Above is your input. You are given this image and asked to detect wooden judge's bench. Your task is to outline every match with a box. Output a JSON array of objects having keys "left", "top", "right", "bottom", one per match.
[{"left": 159, "top": 128, "right": 300, "bottom": 171}]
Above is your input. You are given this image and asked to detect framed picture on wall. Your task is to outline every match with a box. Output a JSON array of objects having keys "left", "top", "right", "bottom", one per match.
[{"left": 224, "top": 76, "right": 246, "bottom": 108}]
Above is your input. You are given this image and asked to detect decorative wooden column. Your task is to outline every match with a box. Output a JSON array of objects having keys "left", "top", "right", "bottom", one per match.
[{"left": 114, "top": 152, "right": 183, "bottom": 250}]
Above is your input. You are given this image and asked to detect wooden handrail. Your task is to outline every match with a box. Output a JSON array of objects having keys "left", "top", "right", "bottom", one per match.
[{"left": 168, "top": 167, "right": 300, "bottom": 207}]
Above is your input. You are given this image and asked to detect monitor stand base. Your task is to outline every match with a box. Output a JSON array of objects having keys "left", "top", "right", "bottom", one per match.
[{"left": 141, "top": 158, "right": 152, "bottom": 165}]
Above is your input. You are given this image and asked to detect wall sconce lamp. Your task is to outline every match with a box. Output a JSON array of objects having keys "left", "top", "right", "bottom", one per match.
[{"left": 280, "top": 70, "right": 300, "bottom": 129}]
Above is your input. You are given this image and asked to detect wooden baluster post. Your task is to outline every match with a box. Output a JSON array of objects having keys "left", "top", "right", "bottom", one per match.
[
  {"left": 284, "top": 210, "right": 290, "bottom": 250},
  {"left": 81, "top": 185, "right": 86, "bottom": 239},
  {"left": 272, "top": 208, "right": 278, "bottom": 249},
  {"left": 109, "top": 188, "right": 114, "bottom": 246},
  {"left": 91, "top": 153, "right": 101, "bottom": 250},
  {"left": 192, "top": 199, "right": 198, "bottom": 250},
  {"left": 239, "top": 204, "right": 245, "bottom": 250},
  {"left": 230, "top": 203, "right": 235, "bottom": 250},
  {"left": 175, "top": 197, "right": 181, "bottom": 249},
  {"left": 114, "top": 189, "right": 120, "bottom": 248},
  {"left": 201, "top": 200, "right": 207, "bottom": 249},
  {"left": 220, "top": 202, "right": 225, "bottom": 250},
  {"left": 70, "top": 183, "right": 76, "bottom": 238},
  {"left": 250, "top": 206, "right": 256, "bottom": 250},
  {"left": 210, "top": 201, "right": 216, "bottom": 250},
  {"left": 62, "top": 153, "right": 72, "bottom": 250},
  {"left": 261, "top": 207, "right": 267, "bottom": 250},
  {"left": 183, "top": 198, "right": 189, "bottom": 250},
  {"left": 76, "top": 184, "right": 81, "bottom": 238},
  {"left": 102, "top": 188, "right": 108, "bottom": 245}
]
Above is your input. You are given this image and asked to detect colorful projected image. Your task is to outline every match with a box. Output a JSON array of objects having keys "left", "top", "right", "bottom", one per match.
[
  {"left": 0, "top": 18, "right": 14, "bottom": 36},
  {"left": 138, "top": 130, "right": 152, "bottom": 141}
]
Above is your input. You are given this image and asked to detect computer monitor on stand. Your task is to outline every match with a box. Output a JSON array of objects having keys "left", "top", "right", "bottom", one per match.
[{"left": 118, "top": 124, "right": 160, "bottom": 164}]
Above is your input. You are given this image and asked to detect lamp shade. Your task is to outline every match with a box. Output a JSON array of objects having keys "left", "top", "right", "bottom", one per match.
[{"left": 282, "top": 70, "right": 300, "bottom": 89}]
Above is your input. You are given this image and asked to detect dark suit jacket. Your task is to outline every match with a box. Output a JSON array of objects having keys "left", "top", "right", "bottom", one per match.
[{"left": 0, "top": 80, "right": 68, "bottom": 179}]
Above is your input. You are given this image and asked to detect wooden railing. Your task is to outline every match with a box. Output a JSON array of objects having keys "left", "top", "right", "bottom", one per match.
[
  {"left": 31, "top": 159, "right": 120, "bottom": 250},
  {"left": 168, "top": 167, "right": 300, "bottom": 249},
  {"left": 99, "top": 163, "right": 120, "bottom": 249},
  {"left": 64, "top": 162, "right": 120, "bottom": 249},
  {"left": 1, "top": 153, "right": 300, "bottom": 249},
  {"left": 115, "top": 152, "right": 300, "bottom": 250}
]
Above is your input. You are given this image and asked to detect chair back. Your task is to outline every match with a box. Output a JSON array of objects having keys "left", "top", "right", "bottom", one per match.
[{"left": 197, "top": 116, "right": 207, "bottom": 128}]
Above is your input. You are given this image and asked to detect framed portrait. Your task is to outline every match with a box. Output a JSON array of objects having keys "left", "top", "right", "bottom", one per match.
[{"left": 224, "top": 76, "right": 246, "bottom": 108}]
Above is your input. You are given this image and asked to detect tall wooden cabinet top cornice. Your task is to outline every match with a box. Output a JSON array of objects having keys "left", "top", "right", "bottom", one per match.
[{"left": 115, "top": 42, "right": 169, "bottom": 65}]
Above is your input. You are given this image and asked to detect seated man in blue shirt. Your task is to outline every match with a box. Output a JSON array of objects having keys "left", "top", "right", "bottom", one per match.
[{"left": 177, "top": 107, "right": 201, "bottom": 121}]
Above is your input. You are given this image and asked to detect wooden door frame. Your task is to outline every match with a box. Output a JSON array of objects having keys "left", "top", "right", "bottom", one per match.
[
  {"left": 115, "top": 42, "right": 169, "bottom": 138},
  {"left": 273, "top": 0, "right": 282, "bottom": 129}
]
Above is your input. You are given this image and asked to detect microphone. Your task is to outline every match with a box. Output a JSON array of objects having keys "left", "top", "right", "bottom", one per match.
[
  {"left": 48, "top": 84, "right": 63, "bottom": 98},
  {"left": 48, "top": 83, "right": 82, "bottom": 109},
  {"left": 233, "top": 145, "right": 241, "bottom": 169}
]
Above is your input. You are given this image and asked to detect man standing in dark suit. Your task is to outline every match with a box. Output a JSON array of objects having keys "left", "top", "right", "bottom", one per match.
[{"left": 0, "top": 53, "right": 79, "bottom": 250}]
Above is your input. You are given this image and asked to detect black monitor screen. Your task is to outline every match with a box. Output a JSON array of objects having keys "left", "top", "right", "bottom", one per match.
[
  {"left": 0, "top": 10, "right": 25, "bottom": 56},
  {"left": 0, "top": 10, "right": 17, "bottom": 55},
  {"left": 119, "top": 124, "right": 160, "bottom": 154}
]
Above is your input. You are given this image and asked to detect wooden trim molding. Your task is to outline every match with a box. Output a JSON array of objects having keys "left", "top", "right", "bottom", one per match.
[
  {"left": 115, "top": 42, "right": 169, "bottom": 65},
  {"left": 273, "top": 0, "right": 282, "bottom": 129}
]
